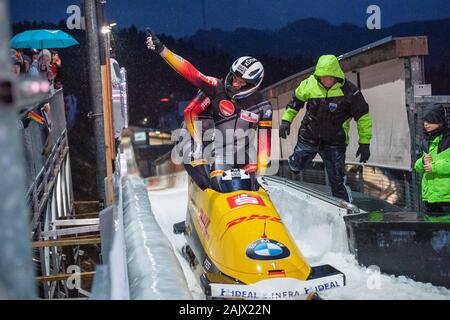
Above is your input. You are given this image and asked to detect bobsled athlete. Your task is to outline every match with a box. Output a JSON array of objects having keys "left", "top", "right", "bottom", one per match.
[{"left": 146, "top": 30, "right": 272, "bottom": 192}]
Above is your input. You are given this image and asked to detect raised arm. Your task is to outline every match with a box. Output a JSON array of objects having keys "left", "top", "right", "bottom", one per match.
[{"left": 146, "top": 29, "right": 218, "bottom": 95}]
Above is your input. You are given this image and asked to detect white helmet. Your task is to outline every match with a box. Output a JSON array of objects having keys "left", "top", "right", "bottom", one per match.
[{"left": 225, "top": 56, "right": 264, "bottom": 100}]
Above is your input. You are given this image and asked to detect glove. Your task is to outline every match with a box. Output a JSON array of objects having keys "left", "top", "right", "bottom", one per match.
[
  {"left": 356, "top": 144, "right": 370, "bottom": 163},
  {"left": 279, "top": 120, "right": 291, "bottom": 139},
  {"left": 145, "top": 28, "right": 165, "bottom": 53}
]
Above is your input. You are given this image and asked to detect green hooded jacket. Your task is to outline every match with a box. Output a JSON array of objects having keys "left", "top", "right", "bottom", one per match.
[
  {"left": 415, "top": 133, "right": 450, "bottom": 203},
  {"left": 282, "top": 55, "right": 372, "bottom": 146}
]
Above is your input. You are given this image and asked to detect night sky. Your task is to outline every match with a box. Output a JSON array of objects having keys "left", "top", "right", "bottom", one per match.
[{"left": 11, "top": 0, "right": 450, "bottom": 37}]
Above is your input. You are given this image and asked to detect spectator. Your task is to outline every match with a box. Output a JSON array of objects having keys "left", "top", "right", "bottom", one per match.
[
  {"left": 37, "top": 49, "right": 53, "bottom": 82},
  {"left": 22, "top": 52, "right": 32, "bottom": 73},
  {"left": 50, "top": 50, "right": 63, "bottom": 90},
  {"left": 15, "top": 49, "right": 29, "bottom": 74},
  {"left": 41, "top": 102, "right": 52, "bottom": 156},
  {"left": 28, "top": 49, "right": 40, "bottom": 76},
  {"left": 11, "top": 49, "right": 21, "bottom": 75},
  {"left": 414, "top": 105, "right": 450, "bottom": 222}
]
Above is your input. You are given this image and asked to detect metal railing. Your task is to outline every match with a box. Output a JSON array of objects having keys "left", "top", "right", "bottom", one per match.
[
  {"left": 20, "top": 90, "right": 74, "bottom": 237},
  {"left": 16, "top": 88, "right": 77, "bottom": 299}
]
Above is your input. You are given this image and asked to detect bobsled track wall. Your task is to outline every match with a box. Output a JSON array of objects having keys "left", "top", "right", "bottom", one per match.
[
  {"left": 121, "top": 175, "right": 192, "bottom": 299},
  {"left": 92, "top": 135, "right": 192, "bottom": 299}
]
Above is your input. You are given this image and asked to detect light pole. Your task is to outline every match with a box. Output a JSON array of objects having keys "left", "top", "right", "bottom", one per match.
[{"left": 84, "top": 0, "right": 107, "bottom": 203}]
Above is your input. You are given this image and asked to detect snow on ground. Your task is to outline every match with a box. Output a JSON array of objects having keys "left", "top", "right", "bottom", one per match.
[{"left": 147, "top": 176, "right": 450, "bottom": 300}]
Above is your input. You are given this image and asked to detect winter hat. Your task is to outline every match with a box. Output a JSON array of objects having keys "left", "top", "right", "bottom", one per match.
[
  {"left": 423, "top": 105, "right": 446, "bottom": 125},
  {"left": 38, "top": 49, "right": 51, "bottom": 60}
]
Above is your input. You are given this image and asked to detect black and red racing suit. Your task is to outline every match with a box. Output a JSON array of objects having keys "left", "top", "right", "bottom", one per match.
[{"left": 160, "top": 48, "right": 272, "bottom": 190}]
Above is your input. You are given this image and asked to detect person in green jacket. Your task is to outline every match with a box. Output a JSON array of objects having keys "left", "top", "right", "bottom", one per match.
[
  {"left": 279, "top": 54, "right": 372, "bottom": 202},
  {"left": 414, "top": 105, "right": 450, "bottom": 222}
]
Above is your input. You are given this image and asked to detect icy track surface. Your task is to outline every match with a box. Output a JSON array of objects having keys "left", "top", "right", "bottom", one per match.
[{"left": 148, "top": 178, "right": 450, "bottom": 300}]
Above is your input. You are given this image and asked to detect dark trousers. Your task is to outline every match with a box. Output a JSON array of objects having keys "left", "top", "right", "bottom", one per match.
[
  {"left": 424, "top": 202, "right": 450, "bottom": 216},
  {"left": 288, "top": 141, "right": 352, "bottom": 203}
]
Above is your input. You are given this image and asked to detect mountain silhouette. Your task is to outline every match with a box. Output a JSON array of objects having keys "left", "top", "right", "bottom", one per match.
[{"left": 187, "top": 17, "right": 450, "bottom": 66}]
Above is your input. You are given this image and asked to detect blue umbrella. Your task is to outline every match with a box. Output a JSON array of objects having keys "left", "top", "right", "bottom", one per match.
[{"left": 11, "top": 29, "right": 79, "bottom": 49}]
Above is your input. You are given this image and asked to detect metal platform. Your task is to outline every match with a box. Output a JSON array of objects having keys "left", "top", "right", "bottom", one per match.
[{"left": 345, "top": 211, "right": 450, "bottom": 289}]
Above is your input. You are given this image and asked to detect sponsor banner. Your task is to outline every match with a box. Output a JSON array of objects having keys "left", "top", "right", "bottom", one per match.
[
  {"left": 258, "top": 121, "right": 272, "bottom": 127},
  {"left": 246, "top": 239, "right": 290, "bottom": 261},
  {"left": 226, "top": 214, "right": 282, "bottom": 230},
  {"left": 242, "top": 163, "right": 257, "bottom": 173},
  {"left": 227, "top": 194, "right": 265, "bottom": 209},
  {"left": 264, "top": 109, "right": 273, "bottom": 118},
  {"left": 198, "top": 209, "right": 210, "bottom": 240},
  {"left": 231, "top": 168, "right": 242, "bottom": 178},
  {"left": 198, "top": 73, "right": 219, "bottom": 87},
  {"left": 243, "top": 57, "right": 257, "bottom": 67},
  {"left": 133, "top": 131, "right": 146, "bottom": 142},
  {"left": 240, "top": 110, "right": 259, "bottom": 123},
  {"left": 219, "top": 100, "right": 235, "bottom": 117},
  {"left": 209, "top": 274, "right": 345, "bottom": 300},
  {"left": 222, "top": 169, "right": 250, "bottom": 181},
  {"left": 200, "top": 97, "right": 211, "bottom": 110}
]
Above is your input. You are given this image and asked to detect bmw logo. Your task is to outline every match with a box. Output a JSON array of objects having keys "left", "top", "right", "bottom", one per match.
[{"left": 246, "top": 239, "right": 290, "bottom": 260}]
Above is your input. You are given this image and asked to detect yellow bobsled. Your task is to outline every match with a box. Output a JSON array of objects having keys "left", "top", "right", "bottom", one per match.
[{"left": 174, "top": 174, "right": 346, "bottom": 300}]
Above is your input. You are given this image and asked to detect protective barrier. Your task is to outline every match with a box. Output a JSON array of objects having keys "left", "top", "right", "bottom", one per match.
[
  {"left": 16, "top": 88, "right": 75, "bottom": 299},
  {"left": 265, "top": 176, "right": 358, "bottom": 255},
  {"left": 122, "top": 175, "right": 192, "bottom": 299}
]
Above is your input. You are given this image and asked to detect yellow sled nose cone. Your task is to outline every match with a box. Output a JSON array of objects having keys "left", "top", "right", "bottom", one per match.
[
  {"left": 197, "top": 189, "right": 312, "bottom": 284},
  {"left": 213, "top": 217, "right": 311, "bottom": 283}
]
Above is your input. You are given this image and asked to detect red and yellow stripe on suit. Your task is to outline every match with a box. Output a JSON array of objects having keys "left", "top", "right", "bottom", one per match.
[
  {"left": 183, "top": 90, "right": 211, "bottom": 145},
  {"left": 161, "top": 48, "right": 219, "bottom": 94},
  {"left": 257, "top": 120, "right": 272, "bottom": 175}
]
